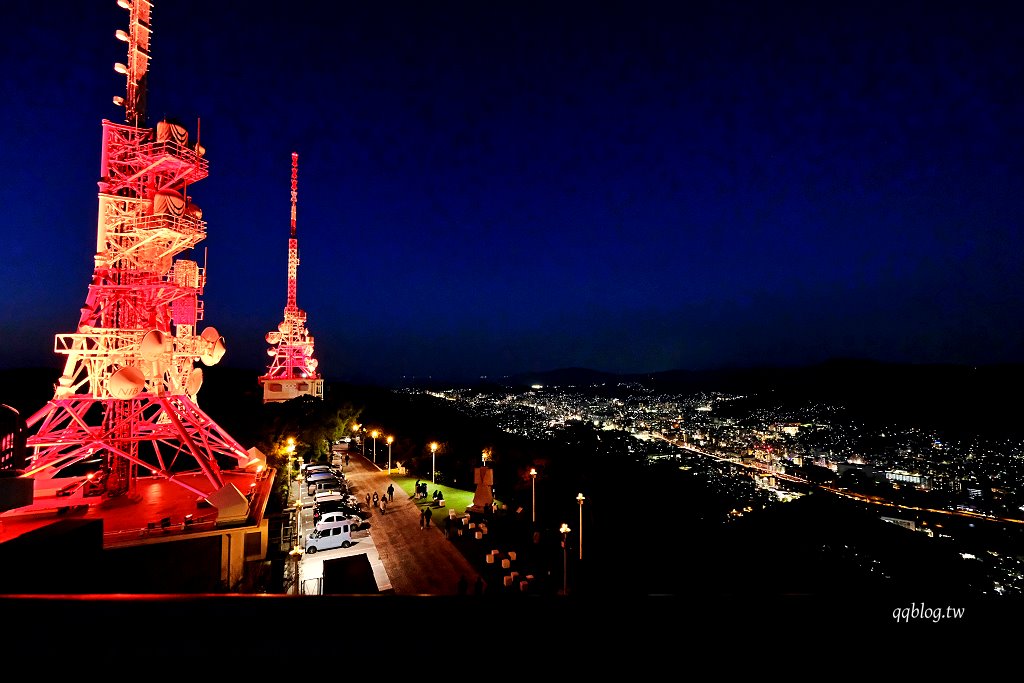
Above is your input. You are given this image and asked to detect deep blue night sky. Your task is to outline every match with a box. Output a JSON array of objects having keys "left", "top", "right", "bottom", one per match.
[{"left": 2, "top": 1, "right": 1022, "bottom": 386}]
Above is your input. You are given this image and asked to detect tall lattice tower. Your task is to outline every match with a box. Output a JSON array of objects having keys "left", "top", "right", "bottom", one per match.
[
  {"left": 259, "top": 153, "right": 324, "bottom": 403},
  {"left": 23, "top": 1, "right": 259, "bottom": 511}
]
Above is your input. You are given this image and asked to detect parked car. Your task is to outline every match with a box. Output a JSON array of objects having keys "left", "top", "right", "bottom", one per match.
[
  {"left": 314, "top": 500, "right": 370, "bottom": 522},
  {"left": 313, "top": 491, "right": 356, "bottom": 506},
  {"left": 307, "top": 479, "right": 346, "bottom": 496},
  {"left": 304, "top": 521, "right": 353, "bottom": 553},
  {"left": 305, "top": 471, "right": 344, "bottom": 485},
  {"left": 315, "top": 511, "right": 368, "bottom": 532},
  {"left": 301, "top": 464, "right": 338, "bottom": 476}
]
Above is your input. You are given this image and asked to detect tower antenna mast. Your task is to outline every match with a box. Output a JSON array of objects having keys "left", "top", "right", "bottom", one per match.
[
  {"left": 113, "top": 0, "right": 151, "bottom": 127},
  {"left": 259, "top": 153, "right": 324, "bottom": 403},
  {"left": 22, "top": 1, "right": 256, "bottom": 510}
]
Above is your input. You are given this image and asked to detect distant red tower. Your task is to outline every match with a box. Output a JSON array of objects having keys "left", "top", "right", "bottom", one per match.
[
  {"left": 258, "top": 153, "right": 324, "bottom": 403},
  {"left": 22, "top": 1, "right": 259, "bottom": 511}
]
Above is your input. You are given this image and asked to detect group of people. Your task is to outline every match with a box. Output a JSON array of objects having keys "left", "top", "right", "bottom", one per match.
[
  {"left": 412, "top": 480, "right": 445, "bottom": 506},
  {"left": 369, "top": 485, "right": 397, "bottom": 514}
]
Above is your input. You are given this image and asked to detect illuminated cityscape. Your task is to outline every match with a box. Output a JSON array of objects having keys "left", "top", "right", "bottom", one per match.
[{"left": 409, "top": 374, "right": 1024, "bottom": 596}]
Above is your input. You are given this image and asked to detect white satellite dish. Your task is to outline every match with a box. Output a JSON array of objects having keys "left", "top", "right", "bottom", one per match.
[
  {"left": 109, "top": 366, "right": 145, "bottom": 399},
  {"left": 265, "top": 331, "right": 282, "bottom": 345},
  {"left": 304, "top": 345, "right": 314, "bottom": 356},
  {"left": 278, "top": 321, "right": 291, "bottom": 334},
  {"left": 187, "top": 368, "right": 204, "bottom": 396},
  {"left": 140, "top": 329, "right": 167, "bottom": 362},
  {"left": 267, "top": 348, "right": 277, "bottom": 357},
  {"left": 199, "top": 327, "right": 226, "bottom": 365}
]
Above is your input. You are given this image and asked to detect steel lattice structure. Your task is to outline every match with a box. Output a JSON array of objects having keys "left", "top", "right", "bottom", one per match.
[
  {"left": 258, "top": 153, "right": 324, "bottom": 403},
  {"left": 23, "top": 0, "right": 256, "bottom": 505}
]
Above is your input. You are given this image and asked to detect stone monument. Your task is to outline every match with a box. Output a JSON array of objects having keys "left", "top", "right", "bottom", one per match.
[{"left": 467, "top": 466, "right": 494, "bottom": 514}]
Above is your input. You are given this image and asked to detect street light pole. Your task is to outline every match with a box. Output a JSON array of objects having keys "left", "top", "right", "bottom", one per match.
[
  {"left": 430, "top": 442, "right": 438, "bottom": 484},
  {"left": 386, "top": 435, "right": 393, "bottom": 473},
  {"left": 577, "top": 493, "right": 585, "bottom": 560},
  {"left": 289, "top": 546, "right": 303, "bottom": 596},
  {"left": 370, "top": 430, "right": 379, "bottom": 465},
  {"left": 560, "top": 522, "right": 571, "bottom": 595},
  {"left": 530, "top": 468, "right": 537, "bottom": 524}
]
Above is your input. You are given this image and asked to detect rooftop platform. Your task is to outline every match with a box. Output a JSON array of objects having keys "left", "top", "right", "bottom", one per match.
[{"left": 0, "top": 469, "right": 274, "bottom": 548}]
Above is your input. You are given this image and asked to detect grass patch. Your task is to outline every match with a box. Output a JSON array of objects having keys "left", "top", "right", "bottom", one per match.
[{"left": 389, "top": 475, "right": 502, "bottom": 516}]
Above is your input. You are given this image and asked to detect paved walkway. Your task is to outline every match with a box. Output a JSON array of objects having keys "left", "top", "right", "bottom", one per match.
[{"left": 295, "top": 450, "right": 481, "bottom": 595}]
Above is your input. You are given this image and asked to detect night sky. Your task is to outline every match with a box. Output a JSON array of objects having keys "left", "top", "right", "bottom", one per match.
[{"left": 2, "top": 1, "right": 1022, "bottom": 386}]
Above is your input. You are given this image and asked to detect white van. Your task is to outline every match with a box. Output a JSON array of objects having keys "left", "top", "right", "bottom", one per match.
[{"left": 304, "top": 520, "right": 353, "bottom": 553}]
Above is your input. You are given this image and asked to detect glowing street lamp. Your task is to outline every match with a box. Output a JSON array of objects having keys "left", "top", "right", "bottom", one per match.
[
  {"left": 430, "top": 442, "right": 439, "bottom": 484},
  {"left": 370, "top": 429, "right": 379, "bottom": 465},
  {"left": 577, "top": 493, "right": 585, "bottom": 560},
  {"left": 560, "top": 522, "right": 571, "bottom": 595},
  {"left": 386, "top": 435, "right": 394, "bottom": 473},
  {"left": 530, "top": 468, "right": 537, "bottom": 524}
]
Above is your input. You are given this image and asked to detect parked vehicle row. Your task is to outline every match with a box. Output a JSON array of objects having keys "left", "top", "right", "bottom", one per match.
[{"left": 296, "top": 461, "right": 370, "bottom": 553}]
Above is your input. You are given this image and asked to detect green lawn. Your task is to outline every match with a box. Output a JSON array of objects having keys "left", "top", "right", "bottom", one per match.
[{"left": 389, "top": 474, "right": 502, "bottom": 517}]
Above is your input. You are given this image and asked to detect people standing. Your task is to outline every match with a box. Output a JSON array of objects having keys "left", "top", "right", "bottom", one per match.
[
  {"left": 387, "top": 483, "right": 394, "bottom": 502},
  {"left": 444, "top": 514, "right": 452, "bottom": 539}
]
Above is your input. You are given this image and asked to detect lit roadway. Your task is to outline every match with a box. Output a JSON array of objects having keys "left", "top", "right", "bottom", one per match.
[{"left": 657, "top": 436, "right": 1024, "bottom": 527}]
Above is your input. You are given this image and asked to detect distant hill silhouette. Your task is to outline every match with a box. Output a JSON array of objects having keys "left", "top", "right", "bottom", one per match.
[
  {"left": 700, "top": 492, "right": 990, "bottom": 598},
  {"left": 503, "top": 359, "right": 1024, "bottom": 438},
  {"left": 4, "top": 358, "right": 1023, "bottom": 439}
]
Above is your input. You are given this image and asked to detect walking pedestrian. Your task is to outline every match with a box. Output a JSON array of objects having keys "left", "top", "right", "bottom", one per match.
[
  {"left": 444, "top": 515, "right": 452, "bottom": 539},
  {"left": 424, "top": 506, "right": 433, "bottom": 528},
  {"left": 372, "top": 491, "right": 379, "bottom": 507},
  {"left": 419, "top": 508, "right": 426, "bottom": 529},
  {"left": 414, "top": 480, "right": 420, "bottom": 499},
  {"left": 365, "top": 492, "right": 371, "bottom": 508},
  {"left": 344, "top": 453, "right": 350, "bottom": 467},
  {"left": 379, "top": 497, "right": 386, "bottom": 514},
  {"left": 387, "top": 483, "right": 394, "bottom": 502}
]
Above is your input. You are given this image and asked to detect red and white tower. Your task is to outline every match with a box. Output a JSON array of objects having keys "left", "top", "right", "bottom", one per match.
[
  {"left": 259, "top": 153, "right": 324, "bottom": 403},
  {"left": 22, "top": 1, "right": 258, "bottom": 510}
]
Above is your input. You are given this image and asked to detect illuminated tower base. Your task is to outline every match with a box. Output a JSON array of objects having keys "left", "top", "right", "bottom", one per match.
[{"left": 263, "top": 378, "right": 325, "bottom": 403}]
